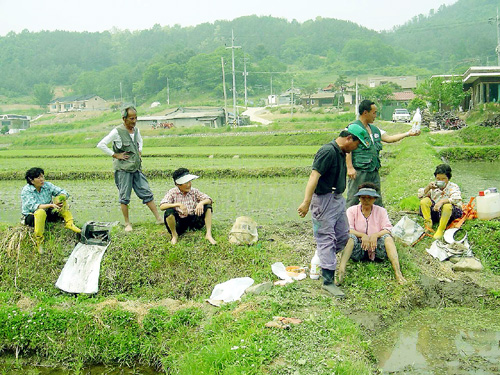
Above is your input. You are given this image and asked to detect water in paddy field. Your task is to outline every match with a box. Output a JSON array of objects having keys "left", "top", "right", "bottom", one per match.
[
  {"left": 0, "top": 177, "right": 306, "bottom": 226},
  {"left": 450, "top": 160, "right": 500, "bottom": 201},
  {"left": 2, "top": 161, "right": 498, "bottom": 226},
  {"left": 373, "top": 310, "right": 500, "bottom": 374}
]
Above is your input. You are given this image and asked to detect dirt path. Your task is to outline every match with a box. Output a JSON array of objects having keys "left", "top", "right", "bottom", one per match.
[{"left": 242, "top": 107, "right": 272, "bottom": 125}]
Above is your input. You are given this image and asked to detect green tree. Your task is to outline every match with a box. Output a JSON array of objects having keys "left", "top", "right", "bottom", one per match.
[
  {"left": 334, "top": 74, "right": 349, "bottom": 90},
  {"left": 299, "top": 54, "right": 323, "bottom": 70},
  {"left": 415, "top": 77, "right": 466, "bottom": 111},
  {"left": 340, "top": 39, "right": 406, "bottom": 68},
  {"left": 334, "top": 74, "right": 350, "bottom": 106},
  {"left": 253, "top": 44, "right": 269, "bottom": 61},
  {"left": 360, "top": 83, "right": 398, "bottom": 106},
  {"left": 33, "top": 83, "right": 54, "bottom": 107},
  {"left": 408, "top": 97, "right": 427, "bottom": 112},
  {"left": 280, "top": 37, "right": 308, "bottom": 63},
  {"left": 186, "top": 47, "right": 230, "bottom": 95}
]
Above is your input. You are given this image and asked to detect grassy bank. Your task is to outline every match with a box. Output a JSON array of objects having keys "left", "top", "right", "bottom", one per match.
[
  {"left": 428, "top": 124, "right": 500, "bottom": 147},
  {"left": 438, "top": 145, "right": 500, "bottom": 161},
  {"left": 4, "top": 114, "right": 411, "bottom": 149}
]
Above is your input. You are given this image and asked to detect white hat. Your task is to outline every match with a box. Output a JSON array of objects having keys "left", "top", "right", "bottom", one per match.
[{"left": 175, "top": 173, "right": 199, "bottom": 185}]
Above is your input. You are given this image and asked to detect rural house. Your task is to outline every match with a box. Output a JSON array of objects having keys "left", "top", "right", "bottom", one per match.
[
  {"left": 48, "top": 94, "right": 107, "bottom": 113},
  {"left": 462, "top": 66, "right": 500, "bottom": 107},
  {"left": 322, "top": 84, "right": 355, "bottom": 105},
  {"left": 268, "top": 88, "right": 301, "bottom": 106},
  {"left": 301, "top": 92, "right": 336, "bottom": 107},
  {"left": 162, "top": 107, "right": 226, "bottom": 128},
  {"left": 359, "top": 76, "right": 418, "bottom": 90},
  {"left": 0, "top": 114, "right": 30, "bottom": 134}
]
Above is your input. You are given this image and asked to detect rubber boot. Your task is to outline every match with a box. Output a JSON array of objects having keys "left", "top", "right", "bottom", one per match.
[
  {"left": 420, "top": 197, "right": 434, "bottom": 232},
  {"left": 33, "top": 209, "right": 47, "bottom": 254},
  {"left": 59, "top": 202, "right": 81, "bottom": 234},
  {"left": 434, "top": 203, "right": 452, "bottom": 239},
  {"left": 321, "top": 268, "right": 345, "bottom": 298}
]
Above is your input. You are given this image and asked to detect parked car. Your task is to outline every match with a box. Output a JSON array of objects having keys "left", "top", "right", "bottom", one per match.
[{"left": 392, "top": 109, "right": 411, "bottom": 122}]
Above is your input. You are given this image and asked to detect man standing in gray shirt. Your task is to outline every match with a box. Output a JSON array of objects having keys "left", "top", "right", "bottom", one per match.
[{"left": 97, "top": 106, "right": 163, "bottom": 232}]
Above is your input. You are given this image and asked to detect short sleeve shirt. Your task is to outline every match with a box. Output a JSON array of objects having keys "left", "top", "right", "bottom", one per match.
[
  {"left": 312, "top": 140, "right": 346, "bottom": 195},
  {"left": 160, "top": 187, "right": 212, "bottom": 218}
]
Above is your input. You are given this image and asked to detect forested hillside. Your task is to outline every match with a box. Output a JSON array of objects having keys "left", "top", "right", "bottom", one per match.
[
  {"left": 0, "top": 0, "right": 497, "bottom": 104},
  {"left": 386, "top": 0, "right": 499, "bottom": 72}
]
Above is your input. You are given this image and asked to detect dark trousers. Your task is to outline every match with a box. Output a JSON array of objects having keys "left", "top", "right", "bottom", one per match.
[
  {"left": 24, "top": 209, "right": 61, "bottom": 227},
  {"left": 164, "top": 205, "right": 213, "bottom": 236}
]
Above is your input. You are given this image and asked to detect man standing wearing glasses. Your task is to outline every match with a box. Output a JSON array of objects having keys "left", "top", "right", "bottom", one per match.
[{"left": 97, "top": 106, "right": 163, "bottom": 232}]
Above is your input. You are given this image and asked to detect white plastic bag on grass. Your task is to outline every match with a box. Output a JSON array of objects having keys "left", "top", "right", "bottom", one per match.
[
  {"left": 392, "top": 216, "right": 424, "bottom": 245},
  {"left": 209, "top": 277, "right": 254, "bottom": 303}
]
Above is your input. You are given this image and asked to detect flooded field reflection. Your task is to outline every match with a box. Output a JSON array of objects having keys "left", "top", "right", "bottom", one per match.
[
  {"left": 374, "top": 310, "right": 500, "bottom": 374},
  {"left": 0, "top": 177, "right": 305, "bottom": 225}
]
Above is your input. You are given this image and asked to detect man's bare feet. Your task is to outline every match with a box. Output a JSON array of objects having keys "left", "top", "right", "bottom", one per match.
[
  {"left": 206, "top": 235, "right": 217, "bottom": 245},
  {"left": 124, "top": 224, "right": 133, "bottom": 232},
  {"left": 336, "top": 268, "right": 345, "bottom": 286},
  {"left": 170, "top": 234, "right": 178, "bottom": 245},
  {"left": 155, "top": 218, "right": 164, "bottom": 225},
  {"left": 396, "top": 274, "right": 407, "bottom": 285}
]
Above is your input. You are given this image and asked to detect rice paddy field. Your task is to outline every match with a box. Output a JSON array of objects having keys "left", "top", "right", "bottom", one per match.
[
  {"left": 0, "top": 145, "right": 324, "bottom": 232},
  {"left": 0, "top": 176, "right": 306, "bottom": 225},
  {"left": 0, "top": 120, "right": 425, "bottom": 226}
]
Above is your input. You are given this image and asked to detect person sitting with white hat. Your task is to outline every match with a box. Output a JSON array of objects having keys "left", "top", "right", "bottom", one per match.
[
  {"left": 160, "top": 168, "right": 216, "bottom": 245},
  {"left": 336, "top": 182, "right": 406, "bottom": 285}
]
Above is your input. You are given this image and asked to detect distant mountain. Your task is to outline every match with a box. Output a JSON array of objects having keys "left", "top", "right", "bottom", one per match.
[
  {"left": 385, "top": 0, "right": 500, "bottom": 72},
  {"left": 0, "top": 16, "right": 381, "bottom": 98},
  {"left": 0, "top": 1, "right": 496, "bottom": 101}
]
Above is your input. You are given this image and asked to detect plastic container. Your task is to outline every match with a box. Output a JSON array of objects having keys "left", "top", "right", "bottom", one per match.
[
  {"left": 285, "top": 266, "right": 306, "bottom": 278},
  {"left": 476, "top": 191, "right": 500, "bottom": 220},
  {"left": 310, "top": 251, "right": 320, "bottom": 280},
  {"left": 411, "top": 108, "right": 421, "bottom": 132}
]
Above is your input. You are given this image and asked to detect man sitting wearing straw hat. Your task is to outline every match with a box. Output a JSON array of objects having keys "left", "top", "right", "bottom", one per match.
[{"left": 160, "top": 168, "right": 216, "bottom": 245}]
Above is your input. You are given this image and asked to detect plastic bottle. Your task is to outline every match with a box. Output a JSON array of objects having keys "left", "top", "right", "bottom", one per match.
[
  {"left": 476, "top": 190, "right": 500, "bottom": 220},
  {"left": 310, "top": 251, "right": 320, "bottom": 280},
  {"left": 411, "top": 108, "right": 421, "bottom": 133}
]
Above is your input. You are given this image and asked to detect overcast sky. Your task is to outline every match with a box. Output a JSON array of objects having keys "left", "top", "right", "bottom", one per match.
[{"left": 0, "top": 0, "right": 458, "bottom": 36}]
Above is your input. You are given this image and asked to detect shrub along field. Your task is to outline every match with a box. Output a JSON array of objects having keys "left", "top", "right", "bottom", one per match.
[{"left": 0, "top": 112, "right": 499, "bottom": 374}]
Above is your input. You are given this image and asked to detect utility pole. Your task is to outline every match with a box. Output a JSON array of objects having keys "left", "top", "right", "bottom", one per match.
[
  {"left": 243, "top": 51, "right": 248, "bottom": 108},
  {"left": 226, "top": 29, "right": 241, "bottom": 127},
  {"left": 355, "top": 78, "right": 359, "bottom": 120},
  {"left": 290, "top": 79, "right": 294, "bottom": 117},
  {"left": 167, "top": 77, "right": 170, "bottom": 105},
  {"left": 221, "top": 57, "right": 229, "bottom": 126},
  {"left": 119, "top": 82, "right": 123, "bottom": 105},
  {"left": 497, "top": 8, "right": 500, "bottom": 65},
  {"left": 489, "top": 8, "right": 500, "bottom": 65}
]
